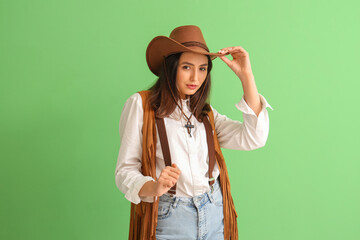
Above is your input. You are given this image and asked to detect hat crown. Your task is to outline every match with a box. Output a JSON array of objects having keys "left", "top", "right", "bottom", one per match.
[{"left": 169, "top": 25, "right": 209, "bottom": 52}]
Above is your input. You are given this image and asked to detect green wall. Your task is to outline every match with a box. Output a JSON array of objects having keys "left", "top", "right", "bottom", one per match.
[{"left": 1, "top": 0, "right": 359, "bottom": 239}]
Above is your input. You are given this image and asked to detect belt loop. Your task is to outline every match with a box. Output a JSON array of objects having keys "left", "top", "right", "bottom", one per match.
[{"left": 172, "top": 197, "right": 180, "bottom": 208}]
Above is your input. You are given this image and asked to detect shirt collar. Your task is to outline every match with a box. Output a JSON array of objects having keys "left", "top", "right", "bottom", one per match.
[{"left": 178, "top": 97, "right": 190, "bottom": 109}]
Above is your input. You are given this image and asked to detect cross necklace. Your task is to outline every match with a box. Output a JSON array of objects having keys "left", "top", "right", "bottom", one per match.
[
  {"left": 183, "top": 112, "right": 194, "bottom": 137},
  {"left": 176, "top": 100, "right": 195, "bottom": 137}
]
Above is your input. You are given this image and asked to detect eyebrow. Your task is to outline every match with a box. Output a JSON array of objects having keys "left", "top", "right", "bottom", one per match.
[{"left": 180, "top": 61, "right": 208, "bottom": 66}]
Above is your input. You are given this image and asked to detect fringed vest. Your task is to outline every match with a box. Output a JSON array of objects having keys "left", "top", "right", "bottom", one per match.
[{"left": 128, "top": 90, "right": 238, "bottom": 239}]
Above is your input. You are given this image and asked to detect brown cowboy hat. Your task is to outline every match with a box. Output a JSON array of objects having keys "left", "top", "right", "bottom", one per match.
[{"left": 146, "top": 25, "right": 229, "bottom": 76}]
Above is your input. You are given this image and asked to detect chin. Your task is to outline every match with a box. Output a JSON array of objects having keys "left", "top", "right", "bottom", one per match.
[{"left": 185, "top": 90, "right": 197, "bottom": 96}]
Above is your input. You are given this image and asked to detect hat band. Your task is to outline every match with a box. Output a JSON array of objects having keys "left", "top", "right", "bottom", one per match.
[{"left": 181, "top": 41, "right": 209, "bottom": 52}]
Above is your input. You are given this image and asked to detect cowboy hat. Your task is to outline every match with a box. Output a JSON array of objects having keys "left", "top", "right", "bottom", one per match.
[{"left": 146, "top": 25, "right": 229, "bottom": 76}]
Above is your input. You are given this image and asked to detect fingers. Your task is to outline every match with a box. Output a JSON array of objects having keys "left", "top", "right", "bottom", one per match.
[
  {"left": 218, "top": 46, "right": 248, "bottom": 55},
  {"left": 163, "top": 169, "right": 180, "bottom": 179},
  {"left": 218, "top": 46, "right": 246, "bottom": 52},
  {"left": 158, "top": 177, "right": 176, "bottom": 188},
  {"left": 158, "top": 174, "right": 177, "bottom": 188},
  {"left": 170, "top": 163, "right": 181, "bottom": 174},
  {"left": 218, "top": 54, "right": 232, "bottom": 65},
  {"left": 157, "top": 164, "right": 181, "bottom": 188},
  {"left": 162, "top": 165, "right": 181, "bottom": 179}
]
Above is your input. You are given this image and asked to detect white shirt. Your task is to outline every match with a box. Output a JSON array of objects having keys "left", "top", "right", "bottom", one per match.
[{"left": 115, "top": 92, "right": 273, "bottom": 204}]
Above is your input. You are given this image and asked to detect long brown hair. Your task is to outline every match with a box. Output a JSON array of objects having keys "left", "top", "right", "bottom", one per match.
[{"left": 148, "top": 52, "right": 213, "bottom": 122}]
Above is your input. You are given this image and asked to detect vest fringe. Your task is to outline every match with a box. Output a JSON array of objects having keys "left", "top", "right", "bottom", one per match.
[{"left": 127, "top": 91, "right": 238, "bottom": 239}]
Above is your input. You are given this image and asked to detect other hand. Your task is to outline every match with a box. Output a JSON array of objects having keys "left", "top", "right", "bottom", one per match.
[{"left": 154, "top": 163, "right": 181, "bottom": 197}]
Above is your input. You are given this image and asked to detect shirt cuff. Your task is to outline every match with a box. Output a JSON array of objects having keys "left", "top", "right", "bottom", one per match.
[
  {"left": 124, "top": 176, "right": 155, "bottom": 204},
  {"left": 235, "top": 93, "right": 273, "bottom": 117}
]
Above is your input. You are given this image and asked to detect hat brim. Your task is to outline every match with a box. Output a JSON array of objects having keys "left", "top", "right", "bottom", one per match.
[{"left": 146, "top": 36, "right": 229, "bottom": 76}]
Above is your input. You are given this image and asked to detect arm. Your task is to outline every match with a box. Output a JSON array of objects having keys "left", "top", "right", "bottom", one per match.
[
  {"left": 114, "top": 93, "right": 155, "bottom": 204},
  {"left": 241, "top": 74, "right": 262, "bottom": 117},
  {"left": 114, "top": 93, "right": 182, "bottom": 203},
  {"left": 214, "top": 46, "right": 273, "bottom": 150},
  {"left": 218, "top": 46, "right": 262, "bottom": 116},
  {"left": 212, "top": 93, "right": 273, "bottom": 151}
]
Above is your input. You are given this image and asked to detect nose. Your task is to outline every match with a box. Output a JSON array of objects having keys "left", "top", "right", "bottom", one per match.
[{"left": 190, "top": 69, "right": 199, "bottom": 82}]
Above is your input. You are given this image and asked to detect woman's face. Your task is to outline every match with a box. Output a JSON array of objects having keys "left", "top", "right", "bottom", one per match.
[{"left": 176, "top": 52, "right": 209, "bottom": 99}]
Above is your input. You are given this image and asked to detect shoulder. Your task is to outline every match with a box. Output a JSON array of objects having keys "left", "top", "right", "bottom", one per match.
[
  {"left": 125, "top": 92, "right": 142, "bottom": 103},
  {"left": 137, "top": 90, "right": 151, "bottom": 101},
  {"left": 125, "top": 90, "right": 150, "bottom": 102},
  {"left": 122, "top": 92, "right": 144, "bottom": 112},
  {"left": 124, "top": 90, "right": 153, "bottom": 110}
]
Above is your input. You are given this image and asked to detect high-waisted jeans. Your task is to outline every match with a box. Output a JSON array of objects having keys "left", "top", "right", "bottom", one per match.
[{"left": 156, "top": 178, "right": 224, "bottom": 240}]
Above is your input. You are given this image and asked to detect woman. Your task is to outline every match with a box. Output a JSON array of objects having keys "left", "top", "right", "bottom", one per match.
[{"left": 115, "top": 25, "right": 273, "bottom": 240}]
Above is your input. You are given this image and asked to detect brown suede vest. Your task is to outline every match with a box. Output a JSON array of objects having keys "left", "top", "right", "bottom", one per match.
[{"left": 128, "top": 90, "right": 238, "bottom": 240}]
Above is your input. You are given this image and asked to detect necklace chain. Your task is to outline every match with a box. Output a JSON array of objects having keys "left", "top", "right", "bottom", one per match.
[{"left": 176, "top": 100, "right": 194, "bottom": 137}]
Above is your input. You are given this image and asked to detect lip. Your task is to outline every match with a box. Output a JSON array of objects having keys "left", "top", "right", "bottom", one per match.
[{"left": 186, "top": 84, "right": 198, "bottom": 90}]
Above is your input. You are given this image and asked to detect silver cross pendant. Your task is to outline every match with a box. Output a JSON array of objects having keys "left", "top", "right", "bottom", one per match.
[{"left": 185, "top": 120, "right": 194, "bottom": 137}]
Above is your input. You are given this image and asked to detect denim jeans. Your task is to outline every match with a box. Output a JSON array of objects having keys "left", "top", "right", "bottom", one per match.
[{"left": 156, "top": 178, "right": 224, "bottom": 240}]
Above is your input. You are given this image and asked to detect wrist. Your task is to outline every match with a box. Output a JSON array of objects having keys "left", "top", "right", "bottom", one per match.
[
  {"left": 152, "top": 181, "right": 160, "bottom": 197},
  {"left": 240, "top": 75, "right": 255, "bottom": 87},
  {"left": 237, "top": 72, "right": 254, "bottom": 82},
  {"left": 139, "top": 180, "right": 157, "bottom": 197}
]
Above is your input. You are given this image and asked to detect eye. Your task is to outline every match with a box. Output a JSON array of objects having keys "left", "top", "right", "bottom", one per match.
[
  {"left": 182, "top": 66, "right": 190, "bottom": 70},
  {"left": 200, "top": 67, "right": 207, "bottom": 71}
]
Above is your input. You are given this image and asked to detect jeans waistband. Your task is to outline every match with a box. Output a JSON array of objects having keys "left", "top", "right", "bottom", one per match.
[{"left": 159, "top": 178, "right": 221, "bottom": 206}]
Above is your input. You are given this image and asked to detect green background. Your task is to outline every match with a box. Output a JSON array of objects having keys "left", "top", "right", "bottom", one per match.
[{"left": 1, "top": 0, "right": 359, "bottom": 239}]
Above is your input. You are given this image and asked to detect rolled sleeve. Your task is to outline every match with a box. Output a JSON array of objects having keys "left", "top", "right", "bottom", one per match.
[
  {"left": 124, "top": 176, "right": 155, "bottom": 204},
  {"left": 235, "top": 93, "right": 273, "bottom": 116},
  {"left": 212, "top": 93, "right": 273, "bottom": 151},
  {"left": 235, "top": 93, "right": 273, "bottom": 131}
]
